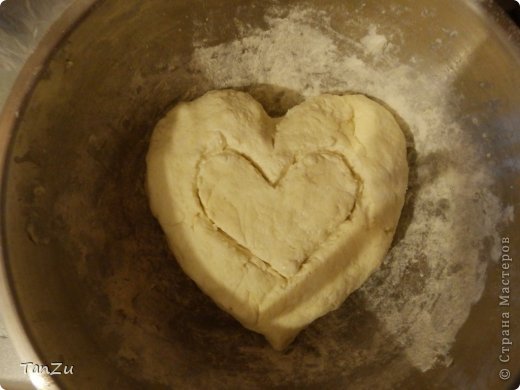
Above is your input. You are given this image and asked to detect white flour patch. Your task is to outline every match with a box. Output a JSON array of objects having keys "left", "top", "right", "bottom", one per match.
[
  {"left": 360, "top": 25, "right": 390, "bottom": 56},
  {"left": 190, "top": 6, "right": 505, "bottom": 371}
]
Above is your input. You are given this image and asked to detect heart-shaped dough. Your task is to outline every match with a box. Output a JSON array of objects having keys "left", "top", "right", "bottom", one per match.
[{"left": 146, "top": 90, "right": 408, "bottom": 350}]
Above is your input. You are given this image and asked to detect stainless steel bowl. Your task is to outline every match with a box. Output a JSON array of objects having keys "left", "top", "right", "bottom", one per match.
[{"left": 0, "top": 1, "right": 519, "bottom": 389}]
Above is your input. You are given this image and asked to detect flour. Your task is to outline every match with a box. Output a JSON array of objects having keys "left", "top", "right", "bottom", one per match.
[
  {"left": 360, "top": 25, "right": 390, "bottom": 56},
  {"left": 190, "top": 6, "right": 507, "bottom": 371}
]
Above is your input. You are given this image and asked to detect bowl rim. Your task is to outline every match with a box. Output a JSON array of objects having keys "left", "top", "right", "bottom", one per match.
[
  {"left": 0, "top": 0, "right": 518, "bottom": 388},
  {"left": 0, "top": 1, "right": 98, "bottom": 387}
]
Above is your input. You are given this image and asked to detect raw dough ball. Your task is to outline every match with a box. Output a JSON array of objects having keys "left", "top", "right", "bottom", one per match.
[{"left": 146, "top": 90, "right": 408, "bottom": 349}]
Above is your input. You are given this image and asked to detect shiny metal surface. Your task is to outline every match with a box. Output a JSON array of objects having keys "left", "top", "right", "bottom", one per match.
[{"left": 0, "top": 0, "right": 519, "bottom": 389}]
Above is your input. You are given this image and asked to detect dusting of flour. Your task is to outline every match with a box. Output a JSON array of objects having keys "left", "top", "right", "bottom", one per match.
[
  {"left": 360, "top": 25, "right": 391, "bottom": 56},
  {"left": 189, "top": 7, "right": 506, "bottom": 371}
]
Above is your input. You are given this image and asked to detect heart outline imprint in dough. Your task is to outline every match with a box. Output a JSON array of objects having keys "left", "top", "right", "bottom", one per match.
[
  {"left": 196, "top": 150, "right": 360, "bottom": 278},
  {"left": 146, "top": 89, "right": 408, "bottom": 350}
]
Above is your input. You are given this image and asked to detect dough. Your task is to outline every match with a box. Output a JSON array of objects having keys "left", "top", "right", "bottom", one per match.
[{"left": 146, "top": 90, "right": 408, "bottom": 350}]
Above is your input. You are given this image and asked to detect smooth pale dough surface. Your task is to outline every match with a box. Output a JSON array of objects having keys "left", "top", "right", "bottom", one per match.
[{"left": 146, "top": 90, "right": 408, "bottom": 350}]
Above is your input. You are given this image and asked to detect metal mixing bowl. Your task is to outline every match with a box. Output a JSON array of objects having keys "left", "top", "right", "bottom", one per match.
[{"left": 0, "top": 0, "right": 519, "bottom": 389}]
